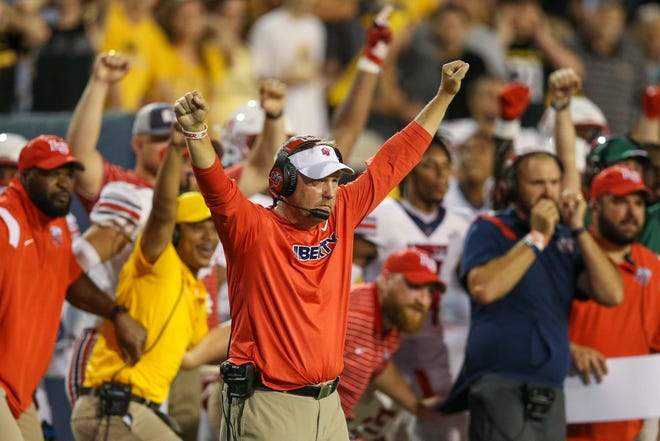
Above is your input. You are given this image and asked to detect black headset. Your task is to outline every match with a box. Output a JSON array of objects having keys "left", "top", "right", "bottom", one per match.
[
  {"left": 267, "top": 135, "right": 343, "bottom": 200},
  {"left": 495, "top": 151, "right": 565, "bottom": 206}
]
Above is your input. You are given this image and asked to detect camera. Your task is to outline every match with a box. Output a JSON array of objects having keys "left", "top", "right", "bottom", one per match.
[
  {"left": 99, "top": 381, "right": 132, "bottom": 416},
  {"left": 220, "top": 361, "right": 256, "bottom": 398}
]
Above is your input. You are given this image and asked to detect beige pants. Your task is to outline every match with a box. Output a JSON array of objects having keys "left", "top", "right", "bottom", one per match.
[
  {"left": 71, "top": 395, "right": 182, "bottom": 441},
  {"left": 0, "top": 387, "right": 44, "bottom": 441},
  {"left": 168, "top": 367, "right": 201, "bottom": 441},
  {"left": 220, "top": 385, "right": 349, "bottom": 441}
]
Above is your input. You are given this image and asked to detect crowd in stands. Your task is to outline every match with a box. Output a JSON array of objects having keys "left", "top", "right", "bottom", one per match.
[{"left": 2, "top": 0, "right": 660, "bottom": 441}]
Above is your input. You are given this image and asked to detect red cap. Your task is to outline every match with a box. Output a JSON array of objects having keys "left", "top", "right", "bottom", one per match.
[
  {"left": 18, "top": 135, "right": 84, "bottom": 172},
  {"left": 590, "top": 165, "right": 652, "bottom": 201},
  {"left": 383, "top": 248, "right": 446, "bottom": 293}
]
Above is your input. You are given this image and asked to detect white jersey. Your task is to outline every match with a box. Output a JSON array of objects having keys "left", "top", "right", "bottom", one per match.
[
  {"left": 61, "top": 182, "right": 153, "bottom": 338},
  {"left": 355, "top": 198, "right": 472, "bottom": 441}
]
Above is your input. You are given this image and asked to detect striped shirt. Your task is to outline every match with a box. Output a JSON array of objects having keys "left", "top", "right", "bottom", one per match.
[{"left": 339, "top": 283, "right": 401, "bottom": 417}]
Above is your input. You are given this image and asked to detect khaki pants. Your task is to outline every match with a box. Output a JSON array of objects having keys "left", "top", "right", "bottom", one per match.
[
  {"left": 206, "top": 379, "right": 223, "bottom": 438},
  {"left": 71, "top": 395, "right": 182, "bottom": 441},
  {"left": 0, "top": 387, "right": 44, "bottom": 441},
  {"left": 169, "top": 367, "right": 202, "bottom": 441},
  {"left": 220, "top": 385, "right": 349, "bottom": 441}
]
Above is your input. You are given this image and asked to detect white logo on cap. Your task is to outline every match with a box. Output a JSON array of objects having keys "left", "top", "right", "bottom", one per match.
[
  {"left": 619, "top": 167, "right": 642, "bottom": 183},
  {"left": 161, "top": 109, "right": 175, "bottom": 124},
  {"left": 47, "top": 139, "right": 70, "bottom": 155},
  {"left": 418, "top": 251, "right": 437, "bottom": 273}
]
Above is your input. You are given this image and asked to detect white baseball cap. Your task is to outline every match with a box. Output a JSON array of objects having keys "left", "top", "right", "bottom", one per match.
[
  {"left": 0, "top": 133, "right": 28, "bottom": 166},
  {"left": 289, "top": 144, "right": 354, "bottom": 179}
]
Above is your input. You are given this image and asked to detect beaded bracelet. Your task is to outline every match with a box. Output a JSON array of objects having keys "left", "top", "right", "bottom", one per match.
[{"left": 182, "top": 124, "right": 208, "bottom": 139}]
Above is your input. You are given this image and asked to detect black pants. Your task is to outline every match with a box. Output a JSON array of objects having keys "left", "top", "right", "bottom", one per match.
[{"left": 468, "top": 373, "right": 566, "bottom": 441}]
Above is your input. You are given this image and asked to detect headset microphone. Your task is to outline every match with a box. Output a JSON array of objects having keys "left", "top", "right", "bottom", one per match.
[{"left": 280, "top": 197, "right": 330, "bottom": 220}]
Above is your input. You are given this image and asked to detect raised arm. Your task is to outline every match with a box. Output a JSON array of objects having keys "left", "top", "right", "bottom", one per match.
[
  {"left": 66, "top": 51, "right": 130, "bottom": 195},
  {"left": 237, "top": 79, "right": 288, "bottom": 197},
  {"left": 140, "top": 125, "right": 187, "bottom": 263},
  {"left": 67, "top": 52, "right": 130, "bottom": 197},
  {"left": 414, "top": 61, "right": 470, "bottom": 136},
  {"left": 330, "top": 6, "right": 392, "bottom": 157},
  {"left": 174, "top": 92, "right": 216, "bottom": 169},
  {"left": 548, "top": 68, "right": 582, "bottom": 194}
]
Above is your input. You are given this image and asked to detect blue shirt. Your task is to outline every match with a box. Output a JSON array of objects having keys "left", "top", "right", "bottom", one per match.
[{"left": 459, "top": 208, "right": 585, "bottom": 388}]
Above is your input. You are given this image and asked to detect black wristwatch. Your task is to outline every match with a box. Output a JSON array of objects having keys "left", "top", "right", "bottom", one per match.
[{"left": 110, "top": 304, "right": 129, "bottom": 321}]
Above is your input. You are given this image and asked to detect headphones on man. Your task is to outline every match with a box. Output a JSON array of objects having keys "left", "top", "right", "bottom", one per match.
[
  {"left": 495, "top": 151, "right": 565, "bottom": 207},
  {"left": 268, "top": 135, "right": 343, "bottom": 200}
]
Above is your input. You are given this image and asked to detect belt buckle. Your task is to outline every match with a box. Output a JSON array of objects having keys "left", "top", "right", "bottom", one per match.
[{"left": 315, "top": 379, "right": 335, "bottom": 400}]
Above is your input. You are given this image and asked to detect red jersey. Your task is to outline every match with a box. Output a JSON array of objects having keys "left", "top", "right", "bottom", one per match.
[
  {"left": 0, "top": 178, "right": 82, "bottom": 416},
  {"left": 568, "top": 243, "right": 660, "bottom": 441},
  {"left": 339, "top": 283, "right": 401, "bottom": 417},
  {"left": 76, "top": 159, "right": 151, "bottom": 214},
  {"left": 193, "top": 122, "right": 431, "bottom": 390}
]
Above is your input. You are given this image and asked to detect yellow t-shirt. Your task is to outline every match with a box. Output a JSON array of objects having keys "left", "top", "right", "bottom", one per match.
[
  {"left": 100, "top": 1, "right": 171, "bottom": 111},
  {"left": 83, "top": 241, "right": 208, "bottom": 403}
]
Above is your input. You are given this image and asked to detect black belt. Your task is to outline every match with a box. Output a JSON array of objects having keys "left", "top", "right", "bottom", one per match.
[
  {"left": 255, "top": 376, "right": 340, "bottom": 400},
  {"left": 78, "top": 386, "right": 161, "bottom": 411}
]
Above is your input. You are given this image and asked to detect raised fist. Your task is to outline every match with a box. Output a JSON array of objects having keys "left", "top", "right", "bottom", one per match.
[
  {"left": 499, "top": 82, "right": 530, "bottom": 120},
  {"left": 642, "top": 85, "right": 660, "bottom": 119},
  {"left": 362, "top": 5, "right": 393, "bottom": 66}
]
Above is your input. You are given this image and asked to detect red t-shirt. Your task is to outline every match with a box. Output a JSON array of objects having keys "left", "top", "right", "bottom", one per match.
[
  {"left": 0, "top": 179, "right": 82, "bottom": 416},
  {"left": 76, "top": 159, "right": 152, "bottom": 214},
  {"left": 193, "top": 122, "right": 431, "bottom": 390},
  {"left": 568, "top": 243, "right": 660, "bottom": 441},
  {"left": 339, "top": 283, "right": 401, "bottom": 417}
]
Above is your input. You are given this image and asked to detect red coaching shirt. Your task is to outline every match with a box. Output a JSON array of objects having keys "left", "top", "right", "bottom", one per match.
[
  {"left": 568, "top": 243, "right": 660, "bottom": 441},
  {"left": 193, "top": 122, "right": 432, "bottom": 390},
  {"left": 339, "top": 283, "right": 401, "bottom": 417},
  {"left": 0, "top": 179, "right": 82, "bottom": 416}
]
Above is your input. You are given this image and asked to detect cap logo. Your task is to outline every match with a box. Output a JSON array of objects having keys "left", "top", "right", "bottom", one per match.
[
  {"left": 620, "top": 167, "right": 642, "bottom": 183},
  {"left": 321, "top": 147, "right": 331, "bottom": 157},
  {"left": 47, "top": 139, "right": 70, "bottom": 155},
  {"left": 418, "top": 251, "right": 437, "bottom": 274},
  {"left": 161, "top": 109, "right": 175, "bottom": 123}
]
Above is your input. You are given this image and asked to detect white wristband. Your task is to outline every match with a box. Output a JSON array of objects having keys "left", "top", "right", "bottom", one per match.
[
  {"left": 357, "top": 56, "right": 382, "bottom": 74},
  {"left": 182, "top": 124, "right": 208, "bottom": 139},
  {"left": 523, "top": 230, "right": 549, "bottom": 255}
]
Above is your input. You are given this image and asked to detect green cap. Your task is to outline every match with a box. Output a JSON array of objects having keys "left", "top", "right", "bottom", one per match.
[{"left": 590, "top": 137, "right": 649, "bottom": 167}]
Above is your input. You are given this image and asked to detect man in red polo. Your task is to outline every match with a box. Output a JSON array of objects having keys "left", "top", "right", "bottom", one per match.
[
  {"left": 568, "top": 165, "right": 660, "bottom": 441},
  {"left": 341, "top": 248, "right": 445, "bottom": 439}
]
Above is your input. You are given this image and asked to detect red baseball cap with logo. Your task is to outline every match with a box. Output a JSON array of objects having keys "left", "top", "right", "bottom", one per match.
[
  {"left": 590, "top": 164, "right": 652, "bottom": 201},
  {"left": 18, "top": 135, "right": 85, "bottom": 172},
  {"left": 383, "top": 248, "right": 446, "bottom": 293}
]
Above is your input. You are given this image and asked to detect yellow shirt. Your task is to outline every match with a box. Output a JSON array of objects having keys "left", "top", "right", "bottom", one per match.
[
  {"left": 84, "top": 241, "right": 208, "bottom": 403},
  {"left": 100, "top": 1, "right": 171, "bottom": 111}
]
